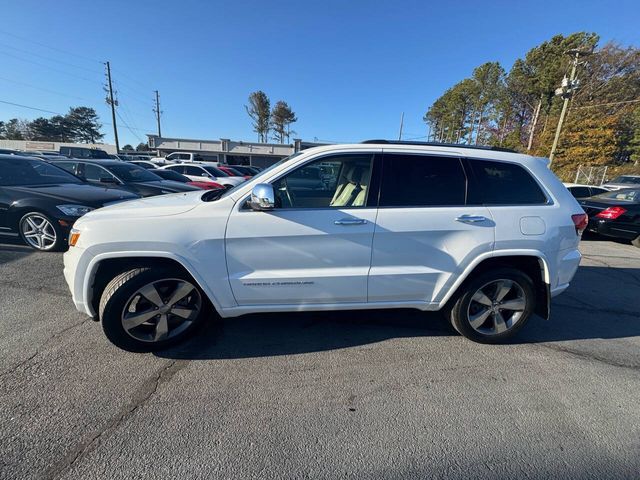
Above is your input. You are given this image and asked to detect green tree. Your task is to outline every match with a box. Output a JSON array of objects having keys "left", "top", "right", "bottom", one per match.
[
  {"left": 122, "top": 144, "right": 134, "bottom": 151},
  {"left": 2, "top": 118, "right": 26, "bottom": 140},
  {"left": 135, "top": 142, "right": 149, "bottom": 151},
  {"left": 65, "top": 107, "right": 104, "bottom": 143},
  {"left": 245, "top": 91, "right": 271, "bottom": 142},
  {"left": 270, "top": 101, "right": 297, "bottom": 143}
]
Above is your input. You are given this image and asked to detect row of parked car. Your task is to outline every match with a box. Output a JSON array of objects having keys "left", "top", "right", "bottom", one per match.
[
  {"left": 563, "top": 177, "right": 640, "bottom": 247},
  {"left": 0, "top": 147, "right": 261, "bottom": 251}
]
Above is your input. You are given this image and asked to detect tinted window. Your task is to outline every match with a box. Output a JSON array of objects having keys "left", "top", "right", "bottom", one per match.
[
  {"left": 108, "top": 164, "right": 161, "bottom": 182},
  {"left": 0, "top": 158, "right": 82, "bottom": 186},
  {"left": 590, "top": 187, "right": 608, "bottom": 196},
  {"left": 203, "top": 166, "right": 228, "bottom": 177},
  {"left": 379, "top": 154, "right": 466, "bottom": 207},
  {"left": 569, "top": 186, "right": 590, "bottom": 198},
  {"left": 165, "top": 165, "right": 185, "bottom": 174},
  {"left": 468, "top": 160, "right": 547, "bottom": 205},
  {"left": 55, "top": 161, "right": 78, "bottom": 175},
  {"left": 83, "top": 164, "right": 115, "bottom": 182},
  {"left": 184, "top": 166, "right": 205, "bottom": 176},
  {"left": 272, "top": 154, "right": 373, "bottom": 208}
]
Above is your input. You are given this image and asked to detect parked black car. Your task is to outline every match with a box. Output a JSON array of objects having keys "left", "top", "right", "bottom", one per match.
[
  {"left": 59, "top": 146, "right": 111, "bottom": 159},
  {"left": 0, "top": 155, "right": 139, "bottom": 251},
  {"left": 48, "top": 159, "right": 200, "bottom": 197},
  {"left": 580, "top": 188, "right": 640, "bottom": 247}
]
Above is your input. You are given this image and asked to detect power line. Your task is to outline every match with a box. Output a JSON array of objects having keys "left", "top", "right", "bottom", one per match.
[
  {"left": 0, "top": 50, "right": 102, "bottom": 84},
  {"left": 0, "top": 28, "right": 101, "bottom": 64},
  {"left": 0, "top": 41, "right": 103, "bottom": 74},
  {"left": 116, "top": 110, "right": 144, "bottom": 143},
  {"left": 0, "top": 76, "right": 90, "bottom": 101},
  {"left": 0, "top": 99, "right": 62, "bottom": 115},
  {"left": 573, "top": 98, "right": 640, "bottom": 109},
  {"left": 0, "top": 98, "right": 152, "bottom": 132}
]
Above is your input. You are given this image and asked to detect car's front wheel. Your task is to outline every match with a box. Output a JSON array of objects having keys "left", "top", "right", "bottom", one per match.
[
  {"left": 19, "top": 211, "right": 65, "bottom": 251},
  {"left": 99, "top": 267, "right": 209, "bottom": 351},
  {"left": 448, "top": 268, "right": 535, "bottom": 344}
]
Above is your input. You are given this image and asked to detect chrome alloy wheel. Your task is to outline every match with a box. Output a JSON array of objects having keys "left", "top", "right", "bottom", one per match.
[
  {"left": 467, "top": 279, "right": 527, "bottom": 335},
  {"left": 21, "top": 214, "right": 57, "bottom": 250},
  {"left": 121, "top": 278, "right": 202, "bottom": 343}
]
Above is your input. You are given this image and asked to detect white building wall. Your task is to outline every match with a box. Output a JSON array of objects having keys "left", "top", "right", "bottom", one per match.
[{"left": 0, "top": 140, "right": 117, "bottom": 154}]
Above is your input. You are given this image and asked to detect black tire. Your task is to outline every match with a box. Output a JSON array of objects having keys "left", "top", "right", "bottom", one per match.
[
  {"left": 99, "top": 267, "right": 209, "bottom": 352},
  {"left": 632, "top": 235, "right": 640, "bottom": 248},
  {"left": 18, "top": 211, "right": 66, "bottom": 252},
  {"left": 448, "top": 268, "right": 535, "bottom": 344}
]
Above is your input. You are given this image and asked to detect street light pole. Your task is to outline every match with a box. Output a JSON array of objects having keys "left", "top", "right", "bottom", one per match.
[{"left": 549, "top": 49, "right": 591, "bottom": 164}]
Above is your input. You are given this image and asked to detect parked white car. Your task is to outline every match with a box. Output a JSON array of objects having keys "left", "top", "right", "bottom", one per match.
[
  {"left": 601, "top": 175, "right": 640, "bottom": 191},
  {"left": 159, "top": 163, "right": 244, "bottom": 188},
  {"left": 150, "top": 152, "right": 205, "bottom": 164},
  {"left": 63, "top": 141, "right": 586, "bottom": 351},
  {"left": 563, "top": 183, "right": 610, "bottom": 199}
]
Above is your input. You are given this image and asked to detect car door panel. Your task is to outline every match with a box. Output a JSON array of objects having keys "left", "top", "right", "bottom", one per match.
[
  {"left": 226, "top": 208, "right": 377, "bottom": 305},
  {"left": 369, "top": 206, "right": 494, "bottom": 302},
  {"left": 368, "top": 152, "right": 495, "bottom": 304},
  {"left": 225, "top": 151, "right": 380, "bottom": 306}
]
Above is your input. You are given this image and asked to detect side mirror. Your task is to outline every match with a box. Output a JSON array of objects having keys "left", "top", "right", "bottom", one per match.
[
  {"left": 250, "top": 183, "right": 275, "bottom": 211},
  {"left": 201, "top": 172, "right": 210, "bottom": 177}
]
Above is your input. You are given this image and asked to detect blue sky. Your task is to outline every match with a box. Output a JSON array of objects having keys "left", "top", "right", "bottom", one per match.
[{"left": 1, "top": 0, "right": 639, "bottom": 146}]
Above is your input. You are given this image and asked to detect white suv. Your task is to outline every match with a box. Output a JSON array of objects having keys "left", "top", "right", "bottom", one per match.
[{"left": 63, "top": 142, "right": 586, "bottom": 351}]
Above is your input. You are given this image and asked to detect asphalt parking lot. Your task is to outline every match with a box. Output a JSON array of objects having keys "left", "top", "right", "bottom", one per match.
[{"left": 1, "top": 237, "right": 639, "bottom": 480}]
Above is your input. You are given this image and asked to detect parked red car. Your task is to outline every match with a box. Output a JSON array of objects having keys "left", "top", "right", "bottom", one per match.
[
  {"left": 218, "top": 166, "right": 252, "bottom": 180},
  {"left": 150, "top": 169, "right": 224, "bottom": 190}
]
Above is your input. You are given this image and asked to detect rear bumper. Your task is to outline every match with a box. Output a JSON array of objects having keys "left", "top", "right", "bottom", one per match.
[{"left": 587, "top": 219, "right": 638, "bottom": 240}]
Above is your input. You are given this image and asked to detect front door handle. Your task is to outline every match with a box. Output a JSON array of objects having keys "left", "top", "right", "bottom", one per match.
[
  {"left": 335, "top": 218, "right": 367, "bottom": 226},
  {"left": 455, "top": 215, "right": 487, "bottom": 224}
]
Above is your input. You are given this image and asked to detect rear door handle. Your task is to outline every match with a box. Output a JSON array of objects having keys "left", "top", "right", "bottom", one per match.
[
  {"left": 335, "top": 218, "right": 367, "bottom": 226},
  {"left": 455, "top": 215, "right": 487, "bottom": 224}
]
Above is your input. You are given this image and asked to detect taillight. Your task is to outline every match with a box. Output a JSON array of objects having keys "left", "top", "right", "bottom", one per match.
[
  {"left": 595, "top": 206, "right": 627, "bottom": 220},
  {"left": 571, "top": 213, "right": 588, "bottom": 235}
]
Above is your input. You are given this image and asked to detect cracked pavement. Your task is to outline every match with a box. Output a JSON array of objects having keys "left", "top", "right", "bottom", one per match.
[{"left": 0, "top": 237, "right": 639, "bottom": 479}]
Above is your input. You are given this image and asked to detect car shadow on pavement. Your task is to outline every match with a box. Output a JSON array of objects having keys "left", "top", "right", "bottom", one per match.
[
  {"left": 0, "top": 239, "right": 34, "bottom": 265},
  {"left": 156, "top": 309, "right": 453, "bottom": 360},
  {"left": 155, "top": 265, "right": 640, "bottom": 360}
]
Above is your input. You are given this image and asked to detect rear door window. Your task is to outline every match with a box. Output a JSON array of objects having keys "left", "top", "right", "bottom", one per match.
[
  {"left": 379, "top": 154, "right": 466, "bottom": 207},
  {"left": 569, "top": 186, "right": 590, "bottom": 198},
  {"left": 468, "top": 159, "right": 547, "bottom": 205}
]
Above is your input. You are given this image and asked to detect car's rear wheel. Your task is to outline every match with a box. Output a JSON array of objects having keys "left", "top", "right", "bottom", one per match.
[
  {"left": 99, "top": 267, "right": 209, "bottom": 351},
  {"left": 448, "top": 268, "right": 535, "bottom": 344},
  {"left": 19, "top": 212, "right": 65, "bottom": 251}
]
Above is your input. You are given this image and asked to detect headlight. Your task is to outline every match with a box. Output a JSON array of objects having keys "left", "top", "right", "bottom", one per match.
[{"left": 56, "top": 204, "right": 94, "bottom": 217}]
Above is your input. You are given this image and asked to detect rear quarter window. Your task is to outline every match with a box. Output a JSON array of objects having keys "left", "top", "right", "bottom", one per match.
[{"left": 468, "top": 159, "right": 547, "bottom": 205}]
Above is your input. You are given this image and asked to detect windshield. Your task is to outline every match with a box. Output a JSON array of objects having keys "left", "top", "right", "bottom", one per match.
[
  {"left": 211, "top": 152, "right": 304, "bottom": 202},
  {"left": 107, "top": 164, "right": 162, "bottom": 182},
  {"left": 595, "top": 188, "right": 640, "bottom": 202},
  {"left": 610, "top": 176, "right": 640, "bottom": 184},
  {"left": 0, "top": 157, "right": 83, "bottom": 186},
  {"left": 203, "top": 166, "right": 228, "bottom": 177}
]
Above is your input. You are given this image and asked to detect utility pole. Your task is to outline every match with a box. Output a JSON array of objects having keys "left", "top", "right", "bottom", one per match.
[
  {"left": 398, "top": 112, "right": 404, "bottom": 140},
  {"left": 104, "top": 61, "right": 120, "bottom": 152},
  {"left": 549, "top": 49, "right": 591, "bottom": 164},
  {"left": 153, "top": 90, "right": 162, "bottom": 137}
]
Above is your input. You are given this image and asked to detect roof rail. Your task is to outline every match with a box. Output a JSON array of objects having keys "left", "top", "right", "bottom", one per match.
[{"left": 361, "top": 139, "right": 517, "bottom": 153}]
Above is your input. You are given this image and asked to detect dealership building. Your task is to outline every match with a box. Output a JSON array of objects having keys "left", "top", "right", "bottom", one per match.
[{"left": 147, "top": 135, "right": 325, "bottom": 168}]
